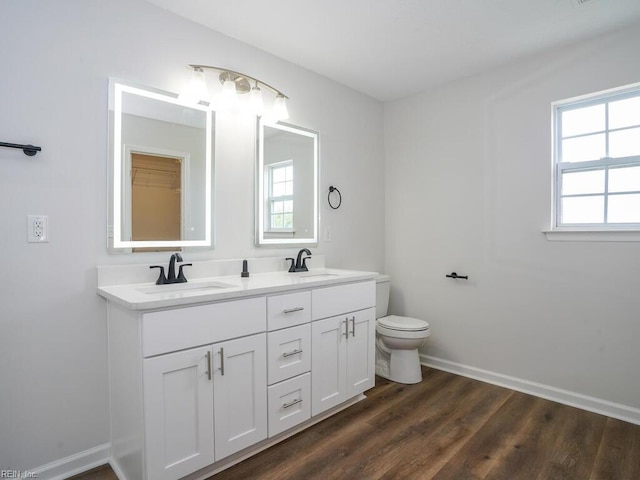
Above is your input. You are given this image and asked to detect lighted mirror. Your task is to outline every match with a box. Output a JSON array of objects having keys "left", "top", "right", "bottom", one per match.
[
  {"left": 257, "top": 120, "right": 318, "bottom": 246},
  {"left": 108, "top": 79, "right": 214, "bottom": 251}
]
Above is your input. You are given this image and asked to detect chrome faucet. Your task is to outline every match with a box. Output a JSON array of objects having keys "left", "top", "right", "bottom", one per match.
[
  {"left": 150, "top": 253, "right": 192, "bottom": 285},
  {"left": 287, "top": 248, "right": 312, "bottom": 272}
]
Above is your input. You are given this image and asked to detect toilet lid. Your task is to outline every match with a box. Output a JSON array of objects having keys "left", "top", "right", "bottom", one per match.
[{"left": 377, "top": 315, "right": 429, "bottom": 331}]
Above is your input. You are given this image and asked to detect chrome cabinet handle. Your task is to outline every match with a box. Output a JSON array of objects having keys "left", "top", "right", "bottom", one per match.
[
  {"left": 206, "top": 351, "right": 212, "bottom": 380},
  {"left": 282, "top": 348, "right": 303, "bottom": 358},
  {"left": 350, "top": 316, "right": 356, "bottom": 337},
  {"left": 343, "top": 319, "right": 349, "bottom": 338},
  {"left": 219, "top": 348, "right": 225, "bottom": 376},
  {"left": 282, "top": 398, "right": 303, "bottom": 409},
  {"left": 284, "top": 307, "right": 304, "bottom": 314}
]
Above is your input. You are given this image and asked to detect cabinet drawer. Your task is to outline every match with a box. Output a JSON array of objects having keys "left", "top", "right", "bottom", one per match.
[
  {"left": 267, "top": 324, "right": 311, "bottom": 385},
  {"left": 311, "top": 281, "right": 375, "bottom": 320},
  {"left": 267, "top": 373, "right": 311, "bottom": 437},
  {"left": 267, "top": 291, "right": 311, "bottom": 331},
  {"left": 143, "top": 297, "right": 266, "bottom": 357}
]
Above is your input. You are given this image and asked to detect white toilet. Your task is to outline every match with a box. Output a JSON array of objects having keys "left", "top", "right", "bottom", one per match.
[{"left": 375, "top": 275, "right": 430, "bottom": 384}]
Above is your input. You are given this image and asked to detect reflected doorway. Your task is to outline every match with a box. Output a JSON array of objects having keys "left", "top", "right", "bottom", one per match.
[
  {"left": 132, "top": 152, "right": 182, "bottom": 241},
  {"left": 124, "top": 148, "right": 189, "bottom": 252}
]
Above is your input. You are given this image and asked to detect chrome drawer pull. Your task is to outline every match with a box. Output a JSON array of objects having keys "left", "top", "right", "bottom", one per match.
[
  {"left": 351, "top": 316, "right": 356, "bottom": 337},
  {"left": 282, "top": 348, "right": 303, "bottom": 358},
  {"left": 282, "top": 398, "right": 303, "bottom": 409},
  {"left": 219, "top": 348, "right": 225, "bottom": 376},
  {"left": 283, "top": 307, "right": 304, "bottom": 314},
  {"left": 343, "top": 319, "right": 349, "bottom": 338},
  {"left": 205, "top": 351, "right": 212, "bottom": 380}
]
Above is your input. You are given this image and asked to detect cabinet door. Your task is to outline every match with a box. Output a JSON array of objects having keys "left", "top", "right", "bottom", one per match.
[
  {"left": 143, "top": 346, "right": 214, "bottom": 480},
  {"left": 346, "top": 308, "right": 376, "bottom": 398},
  {"left": 213, "top": 333, "right": 268, "bottom": 461},
  {"left": 311, "top": 316, "right": 347, "bottom": 416}
]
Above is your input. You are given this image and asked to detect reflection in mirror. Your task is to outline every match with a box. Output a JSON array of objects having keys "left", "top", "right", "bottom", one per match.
[
  {"left": 257, "top": 120, "right": 318, "bottom": 246},
  {"left": 108, "top": 80, "right": 213, "bottom": 251},
  {"left": 129, "top": 151, "right": 182, "bottom": 243}
]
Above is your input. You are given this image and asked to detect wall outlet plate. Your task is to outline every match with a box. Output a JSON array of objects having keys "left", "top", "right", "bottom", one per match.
[{"left": 28, "top": 215, "right": 49, "bottom": 243}]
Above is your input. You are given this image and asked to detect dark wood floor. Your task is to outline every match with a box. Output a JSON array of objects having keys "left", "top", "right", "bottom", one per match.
[{"left": 71, "top": 368, "right": 640, "bottom": 480}]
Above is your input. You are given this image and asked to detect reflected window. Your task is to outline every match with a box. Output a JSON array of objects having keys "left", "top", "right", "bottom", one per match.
[
  {"left": 554, "top": 84, "right": 640, "bottom": 229},
  {"left": 267, "top": 161, "right": 294, "bottom": 230},
  {"left": 256, "top": 120, "right": 318, "bottom": 246}
]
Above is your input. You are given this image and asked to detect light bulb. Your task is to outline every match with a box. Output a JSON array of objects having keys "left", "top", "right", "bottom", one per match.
[
  {"left": 249, "top": 85, "right": 264, "bottom": 116},
  {"left": 272, "top": 94, "right": 289, "bottom": 120},
  {"left": 181, "top": 67, "right": 208, "bottom": 104},
  {"left": 218, "top": 78, "right": 239, "bottom": 110}
]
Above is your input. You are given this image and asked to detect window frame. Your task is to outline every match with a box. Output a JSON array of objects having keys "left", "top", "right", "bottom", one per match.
[
  {"left": 550, "top": 83, "right": 640, "bottom": 238},
  {"left": 266, "top": 160, "right": 294, "bottom": 232}
]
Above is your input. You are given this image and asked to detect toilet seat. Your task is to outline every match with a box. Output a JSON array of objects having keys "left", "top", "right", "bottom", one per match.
[
  {"left": 377, "top": 315, "right": 429, "bottom": 332},
  {"left": 376, "top": 315, "right": 430, "bottom": 340}
]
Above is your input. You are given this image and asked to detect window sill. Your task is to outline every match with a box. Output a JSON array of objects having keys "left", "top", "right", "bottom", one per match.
[{"left": 543, "top": 229, "right": 640, "bottom": 242}]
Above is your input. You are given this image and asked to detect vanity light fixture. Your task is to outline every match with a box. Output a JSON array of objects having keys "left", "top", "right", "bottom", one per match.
[{"left": 184, "top": 65, "right": 289, "bottom": 120}]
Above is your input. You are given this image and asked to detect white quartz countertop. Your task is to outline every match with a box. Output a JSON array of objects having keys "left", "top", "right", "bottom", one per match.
[{"left": 97, "top": 267, "right": 378, "bottom": 310}]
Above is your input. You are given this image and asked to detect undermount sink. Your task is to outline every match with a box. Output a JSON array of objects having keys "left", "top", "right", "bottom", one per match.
[
  {"left": 296, "top": 272, "right": 341, "bottom": 280},
  {"left": 137, "top": 280, "right": 238, "bottom": 295}
]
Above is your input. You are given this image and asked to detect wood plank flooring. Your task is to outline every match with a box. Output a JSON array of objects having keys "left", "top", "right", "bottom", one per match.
[{"left": 70, "top": 368, "right": 640, "bottom": 480}]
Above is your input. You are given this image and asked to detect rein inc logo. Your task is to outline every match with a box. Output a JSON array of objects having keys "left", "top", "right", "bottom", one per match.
[{"left": 0, "top": 472, "right": 37, "bottom": 479}]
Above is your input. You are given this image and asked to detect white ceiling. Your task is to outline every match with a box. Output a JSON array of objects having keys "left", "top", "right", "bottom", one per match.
[{"left": 145, "top": 0, "right": 640, "bottom": 101}]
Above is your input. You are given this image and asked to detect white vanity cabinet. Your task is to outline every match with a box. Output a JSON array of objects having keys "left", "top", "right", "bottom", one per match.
[
  {"left": 108, "top": 297, "right": 267, "bottom": 480},
  {"left": 144, "top": 333, "right": 267, "bottom": 480},
  {"left": 311, "top": 282, "right": 376, "bottom": 416},
  {"left": 102, "top": 271, "right": 377, "bottom": 480}
]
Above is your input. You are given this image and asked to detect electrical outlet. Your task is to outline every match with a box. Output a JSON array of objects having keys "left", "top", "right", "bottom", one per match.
[{"left": 27, "top": 215, "right": 49, "bottom": 243}]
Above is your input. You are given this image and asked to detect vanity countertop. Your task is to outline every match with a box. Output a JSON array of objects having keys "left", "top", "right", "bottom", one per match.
[{"left": 97, "top": 267, "right": 378, "bottom": 311}]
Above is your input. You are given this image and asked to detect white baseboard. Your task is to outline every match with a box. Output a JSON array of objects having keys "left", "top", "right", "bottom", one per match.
[
  {"left": 421, "top": 354, "right": 640, "bottom": 426},
  {"left": 109, "top": 458, "right": 127, "bottom": 480},
  {"left": 30, "top": 443, "right": 111, "bottom": 480}
]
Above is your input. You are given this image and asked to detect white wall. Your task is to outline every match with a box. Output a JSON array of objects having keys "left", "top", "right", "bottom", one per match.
[
  {"left": 385, "top": 24, "right": 640, "bottom": 414},
  {"left": 0, "top": 0, "right": 384, "bottom": 472}
]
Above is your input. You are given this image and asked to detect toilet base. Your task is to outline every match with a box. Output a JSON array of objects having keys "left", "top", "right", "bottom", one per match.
[{"left": 375, "top": 344, "right": 423, "bottom": 384}]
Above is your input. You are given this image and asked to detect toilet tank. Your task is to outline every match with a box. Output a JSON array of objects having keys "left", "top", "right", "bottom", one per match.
[{"left": 375, "top": 274, "right": 391, "bottom": 319}]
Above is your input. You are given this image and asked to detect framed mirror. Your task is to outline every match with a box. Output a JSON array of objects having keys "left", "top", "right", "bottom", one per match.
[
  {"left": 257, "top": 119, "right": 318, "bottom": 246},
  {"left": 108, "top": 79, "right": 214, "bottom": 251}
]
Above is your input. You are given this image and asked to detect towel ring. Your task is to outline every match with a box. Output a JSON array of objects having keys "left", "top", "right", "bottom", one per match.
[{"left": 328, "top": 185, "right": 342, "bottom": 209}]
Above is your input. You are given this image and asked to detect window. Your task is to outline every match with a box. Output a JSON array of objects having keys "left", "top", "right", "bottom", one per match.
[
  {"left": 553, "top": 84, "right": 640, "bottom": 232},
  {"left": 267, "top": 161, "right": 293, "bottom": 230}
]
